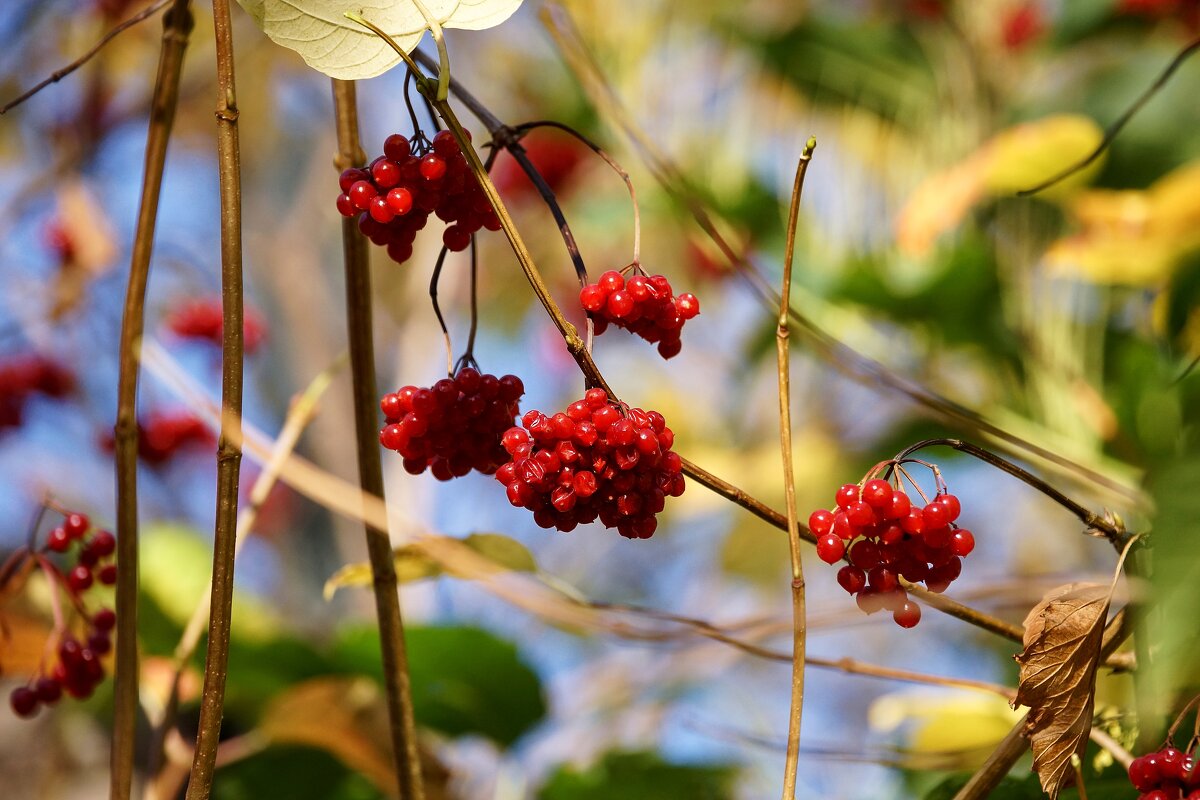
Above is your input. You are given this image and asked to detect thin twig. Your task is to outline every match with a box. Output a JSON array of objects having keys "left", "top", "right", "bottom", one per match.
[
  {"left": 428, "top": 244, "right": 455, "bottom": 376},
  {"left": 145, "top": 358, "right": 342, "bottom": 798},
  {"left": 410, "top": 39, "right": 1127, "bottom": 655},
  {"left": 110, "top": 3, "right": 193, "bottom": 798},
  {"left": 0, "top": 0, "right": 173, "bottom": 115},
  {"left": 1018, "top": 37, "right": 1200, "bottom": 196},
  {"left": 330, "top": 77, "right": 426, "bottom": 800},
  {"left": 891, "top": 438, "right": 1132, "bottom": 549},
  {"left": 1089, "top": 726, "right": 1134, "bottom": 771},
  {"left": 777, "top": 141, "right": 815, "bottom": 800},
  {"left": 185, "top": 0, "right": 245, "bottom": 794},
  {"left": 538, "top": 1, "right": 1144, "bottom": 510}
]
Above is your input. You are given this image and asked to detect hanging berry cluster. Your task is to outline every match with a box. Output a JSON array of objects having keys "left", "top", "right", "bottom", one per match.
[
  {"left": 165, "top": 297, "right": 266, "bottom": 354},
  {"left": 808, "top": 467, "right": 975, "bottom": 628},
  {"left": 1128, "top": 743, "right": 1200, "bottom": 799},
  {"left": 99, "top": 410, "right": 213, "bottom": 466},
  {"left": 379, "top": 368, "right": 524, "bottom": 479},
  {"left": 7, "top": 512, "right": 117, "bottom": 719},
  {"left": 336, "top": 130, "right": 499, "bottom": 265},
  {"left": 579, "top": 269, "right": 700, "bottom": 359},
  {"left": 0, "top": 354, "right": 74, "bottom": 430},
  {"left": 495, "top": 389, "right": 685, "bottom": 538}
]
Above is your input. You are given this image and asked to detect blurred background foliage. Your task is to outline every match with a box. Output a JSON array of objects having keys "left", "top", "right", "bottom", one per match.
[{"left": 1, "top": 0, "right": 1198, "bottom": 797}]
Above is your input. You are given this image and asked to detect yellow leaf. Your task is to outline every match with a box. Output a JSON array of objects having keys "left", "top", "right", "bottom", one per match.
[{"left": 869, "top": 691, "right": 1024, "bottom": 770}]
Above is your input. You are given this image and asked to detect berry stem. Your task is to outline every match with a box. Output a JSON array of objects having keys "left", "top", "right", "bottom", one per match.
[
  {"left": 513, "top": 120, "right": 642, "bottom": 268},
  {"left": 892, "top": 438, "right": 1134, "bottom": 550},
  {"left": 776, "top": 140, "right": 815, "bottom": 800},
  {"left": 185, "top": 0, "right": 246, "bottom": 793},
  {"left": 111, "top": 3, "right": 194, "bottom": 798},
  {"left": 329, "top": 77, "right": 426, "bottom": 800},
  {"left": 34, "top": 555, "right": 67, "bottom": 633},
  {"left": 401, "top": 35, "right": 1101, "bottom": 662},
  {"left": 428, "top": 244, "right": 456, "bottom": 376}
]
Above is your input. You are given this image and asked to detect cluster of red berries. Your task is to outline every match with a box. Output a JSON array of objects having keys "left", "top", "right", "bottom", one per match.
[
  {"left": 495, "top": 389, "right": 685, "bottom": 538},
  {"left": 165, "top": 297, "right": 266, "bottom": 354},
  {"left": 8, "top": 512, "right": 117, "bottom": 719},
  {"left": 336, "top": 130, "right": 499, "bottom": 265},
  {"left": 100, "top": 410, "right": 213, "bottom": 466},
  {"left": 809, "top": 480, "right": 975, "bottom": 628},
  {"left": 1129, "top": 744, "right": 1200, "bottom": 799},
  {"left": 0, "top": 354, "right": 74, "bottom": 430},
  {"left": 579, "top": 270, "right": 699, "bottom": 359},
  {"left": 379, "top": 368, "right": 523, "bottom": 479}
]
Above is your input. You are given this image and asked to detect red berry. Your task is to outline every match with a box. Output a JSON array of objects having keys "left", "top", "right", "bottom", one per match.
[
  {"left": 1130, "top": 754, "right": 1163, "bottom": 791},
  {"left": 922, "top": 501, "right": 950, "bottom": 529},
  {"left": 836, "top": 565, "right": 866, "bottom": 594},
  {"left": 808, "top": 509, "right": 835, "bottom": 537},
  {"left": 886, "top": 491, "right": 912, "bottom": 520},
  {"left": 936, "top": 493, "right": 961, "bottom": 522},
  {"left": 386, "top": 187, "right": 414, "bottom": 215},
  {"left": 676, "top": 293, "right": 700, "bottom": 319},
  {"left": 816, "top": 533, "right": 846, "bottom": 564},
  {"left": 93, "top": 608, "right": 116, "bottom": 631},
  {"left": 348, "top": 180, "right": 377, "bottom": 210},
  {"left": 861, "top": 479, "right": 893, "bottom": 509},
  {"left": 950, "top": 529, "right": 975, "bottom": 557},
  {"left": 9, "top": 687, "right": 37, "bottom": 718},
  {"left": 46, "top": 527, "right": 70, "bottom": 552},
  {"left": 443, "top": 224, "right": 471, "bottom": 252},
  {"left": 606, "top": 290, "right": 634, "bottom": 318},
  {"left": 383, "top": 134, "right": 411, "bottom": 161},
  {"left": 835, "top": 483, "right": 860, "bottom": 509},
  {"left": 63, "top": 513, "right": 90, "bottom": 538},
  {"left": 371, "top": 159, "right": 401, "bottom": 188},
  {"left": 893, "top": 601, "right": 921, "bottom": 628},
  {"left": 34, "top": 677, "right": 61, "bottom": 704},
  {"left": 420, "top": 154, "right": 447, "bottom": 181},
  {"left": 68, "top": 565, "right": 93, "bottom": 592},
  {"left": 846, "top": 501, "right": 876, "bottom": 527},
  {"left": 369, "top": 196, "right": 395, "bottom": 223},
  {"left": 580, "top": 285, "right": 607, "bottom": 312},
  {"left": 97, "top": 564, "right": 118, "bottom": 585},
  {"left": 598, "top": 270, "right": 624, "bottom": 293}
]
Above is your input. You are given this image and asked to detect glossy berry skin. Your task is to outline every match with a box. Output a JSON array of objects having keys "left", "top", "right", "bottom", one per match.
[
  {"left": 578, "top": 270, "right": 699, "bottom": 359},
  {"left": 63, "top": 513, "right": 90, "bottom": 539},
  {"left": 495, "top": 395, "right": 684, "bottom": 538},
  {"left": 806, "top": 475, "right": 977, "bottom": 628},
  {"left": 68, "top": 565, "right": 93, "bottom": 592},
  {"left": 46, "top": 527, "right": 70, "bottom": 552}
]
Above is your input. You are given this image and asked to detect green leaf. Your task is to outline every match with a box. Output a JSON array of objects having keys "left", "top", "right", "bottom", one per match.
[
  {"left": 211, "top": 744, "right": 384, "bottom": 800},
  {"left": 323, "top": 533, "right": 537, "bottom": 600},
  {"left": 236, "top": 0, "right": 524, "bottom": 80},
  {"left": 332, "top": 624, "right": 546, "bottom": 746},
  {"left": 538, "top": 751, "right": 737, "bottom": 800}
]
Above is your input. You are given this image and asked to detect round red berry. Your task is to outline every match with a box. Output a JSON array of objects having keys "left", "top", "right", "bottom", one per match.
[
  {"left": 9, "top": 687, "right": 37, "bottom": 718},
  {"left": 816, "top": 533, "right": 846, "bottom": 564},
  {"left": 893, "top": 601, "right": 921, "bottom": 628}
]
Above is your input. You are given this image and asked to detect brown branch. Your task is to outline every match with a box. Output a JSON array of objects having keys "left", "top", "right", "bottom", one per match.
[
  {"left": 410, "top": 37, "right": 1102, "bottom": 657},
  {"left": 330, "top": 78, "right": 427, "bottom": 800},
  {"left": 0, "top": 0, "right": 174, "bottom": 116},
  {"left": 777, "top": 142, "right": 815, "bottom": 800},
  {"left": 184, "top": 0, "right": 245, "bottom": 795},
  {"left": 110, "top": 3, "right": 194, "bottom": 799}
]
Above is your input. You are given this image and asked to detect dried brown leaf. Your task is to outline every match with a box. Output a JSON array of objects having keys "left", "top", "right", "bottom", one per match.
[{"left": 1013, "top": 582, "right": 1111, "bottom": 799}]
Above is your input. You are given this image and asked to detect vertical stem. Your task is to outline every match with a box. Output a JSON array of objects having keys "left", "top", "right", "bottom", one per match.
[
  {"left": 330, "top": 78, "right": 426, "bottom": 800},
  {"left": 777, "top": 140, "right": 815, "bottom": 800},
  {"left": 184, "top": 0, "right": 244, "bottom": 796},
  {"left": 111, "top": 3, "right": 193, "bottom": 798}
]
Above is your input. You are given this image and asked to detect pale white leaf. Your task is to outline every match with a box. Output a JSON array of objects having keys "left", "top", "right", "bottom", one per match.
[{"left": 237, "top": 0, "right": 524, "bottom": 80}]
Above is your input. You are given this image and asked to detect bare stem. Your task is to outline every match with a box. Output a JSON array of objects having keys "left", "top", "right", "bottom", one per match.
[
  {"left": 1, "top": 0, "right": 174, "bottom": 115},
  {"left": 184, "top": 0, "right": 245, "bottom": 796},
  {"left": 777, "top": 140, "right": 815, "bottom": 800},
  {"left": 891, "top": 438, "right": 1132, "bottom": 549},
  {"left": 110, "top": 3, "right": 193, "bottom": 798},
  {"left": 330, "top": 77, "right": 426, "bottom": 800}
]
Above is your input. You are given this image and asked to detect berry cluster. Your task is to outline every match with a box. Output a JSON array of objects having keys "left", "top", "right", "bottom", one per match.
[
  {"left": 165, "top": 297, "right": 266, "bottom": 354},
  {"left": 8, "top": 512, "right": 117, "bottom": 719},
  {"left": 380, "top": 368, "right": 523, "bottom": 479},
  {"left": 809, "top": 480, "right": 975, "bottom": 628},
  {"left": 0, "top": 354, "right": 74, "bottom": 430},
  {"left": 495, "top": 389, "right": 685, "bottom": 538},
  {"left": 579, "top": 270, "right": 699, "bottom": 359},
  {"left": 100, "top": 410, "right": 213, "bottom": 466},
  {"left": 336, "top": 130, "right": 499, "bottom": 265},
  {"left": 1129, "top": 744, "right": 1200, "bottom": 799}
]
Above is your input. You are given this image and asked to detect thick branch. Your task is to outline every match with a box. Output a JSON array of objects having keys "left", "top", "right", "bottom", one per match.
[
  {"left": 110, "top": 3, "right": 193, "bottom": 798},
  {"left": 330, "top": 77, "right": 426, "bottom": 800},
  {"left": 185, "top": 0, "right": 244, "bottom": 796}
]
